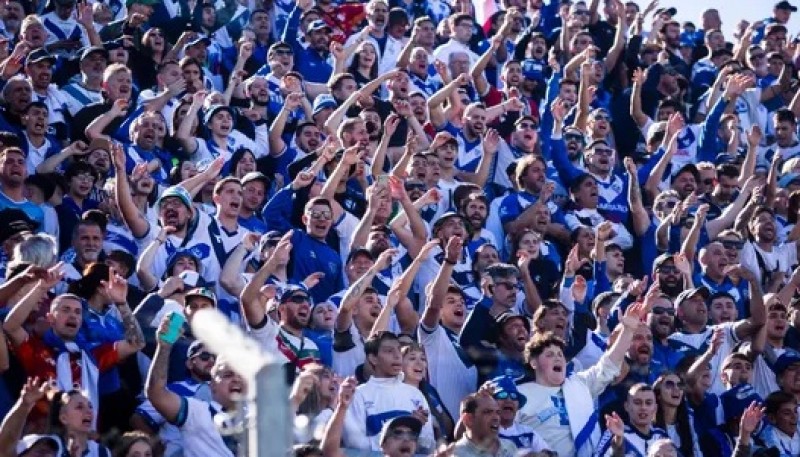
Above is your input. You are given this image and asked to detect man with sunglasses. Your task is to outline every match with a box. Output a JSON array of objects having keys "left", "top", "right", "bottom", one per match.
[
  {"left": 132, "top": 340, "right": 215, "bottom": 457},
  {"left": 646, "top": 295, "right": 683, "bottom": 368},
  {"left": 481, "top": 375, "right": 551, "bottom": 452}
]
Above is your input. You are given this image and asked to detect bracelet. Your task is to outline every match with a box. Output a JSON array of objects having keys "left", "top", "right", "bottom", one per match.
[{"left": 444, "top": 258, "right": 457, "bottom": 265}]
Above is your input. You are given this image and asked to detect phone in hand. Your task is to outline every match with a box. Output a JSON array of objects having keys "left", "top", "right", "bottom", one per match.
[{"left": 160, "top": 311, "right": 186, "bottom": 344}]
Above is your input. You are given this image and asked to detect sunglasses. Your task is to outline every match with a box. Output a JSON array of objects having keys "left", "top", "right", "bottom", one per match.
[
  {"left": 656, "top": 201, "right": 678, "bottom": 211},
  {"left": 405, "top": 183, "right": 426, "bottom": 191},
  {"left": 518, "top": 122, "right": 538, "bottom": 130},
  {"left": 592, "top": 114, "right": 611, "bottom": 122},
  {"left": 389, "top": 429, "right": 419, "bottom": 441},
  {"left": 193, "top": 352, "right": 216, "bottom": 361},
  {"left": 592, "top": 148, "right": 614, "bottom": 156},
  {"left": 564, "top": 133, "right": 585, "bottom": 142},
  {"left": 494, "top": 391, "right": 520, "bottom": 401},
  {"left": 652, "top": 307, "right": 675, "bottom": 316},
  {"left": 308, "top": 210, "right": 332, "bottom": 220},
  {"left": 664, "top": 379, "right": 686, "bottom": 390},
  {"left": 720, "top": 240, "right": 744, "bottom": 250}
]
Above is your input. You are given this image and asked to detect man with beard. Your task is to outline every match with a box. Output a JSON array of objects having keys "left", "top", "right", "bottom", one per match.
[
  {"left": 0, "top": 147, "right": 44, "bottom": 226},
  {"left": 551, "top": 100, "right": 630, "bottom": 224},
  {"left": 697, "top": 242, "right": 750, "bottom": 318},
  {"left": 22, "top": 49, "right": 70, "bottom": 143},
  {"left": 237, "top": 172, "right": 269, "bottom": 233},
  {"left": 60, "top": 46, "right": 108, "bottom": 117},
  {"left": 460, "top": 263, "right": 528, "bottom": 383},
  {"left": 652, "top": 254, "right": 689, "bottom": 300},
  {"left": 646, "top": 294, "right": 683, "bottom": 369},
  {"left": 460, "top": 192, "right": 498, "bottom": 254},
  {"left": 432, "top": 102, "right": 500, "bottom": 182},
  {"left": 659, "top": 20, "right": 691, "bottom": 79},
  {"left": 500, "top": 154, "right": 569, "bottom": 243},
  {"left": 453, "top": 392, "right": 519, "bottom": 456},
  {"left": 741, "top": 206, "right": 800, "bottom": 290},
  {"left": 287, "top": 18, "right": 332, "bottom": 84},
  {"left": 669, "top": 278, "right": 765, "bottom": 395},
  {"left": 670, "top": 164, "right": 699, "bottom": 201},
  {"left": 19, "top": 102, "right": 60, "bottom": 175},
  {"left": 262, "top": 92, "right": 322, "bottom": 183},
  {"left": 132, "top": 341, "right": 216, "bottom": 457},
  {"left": 762, "top": 109, "right": 800, "bottom": 162},
  {"left": 0, "top": 0, "right": 23, "bottom": 40},
  {"left": 72, "top": 63, "right": 133, "bottom": 143},
  {"left": 420, "top": 236, "right": 478, "bottom": 418}
]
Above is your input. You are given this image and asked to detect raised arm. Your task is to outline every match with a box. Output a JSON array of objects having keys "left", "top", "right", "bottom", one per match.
[
  {"left": 348, "top": 184, "right": 382, "bottom": 251},
  {"left": 0, "top": 379, "right": 50, "bottom": 456},
  {"left": 606, "top": 303, "right": 647, "bottom": 367},
  {"left": 321, "top": 378, "right": 357, "bottom": 457},
  {"left": 471, "top": 36, "right": 502, "bottom": 96},
  {"left": 35, "top": 140, "right": 88, "bottom": 174},
  {"left": 603, "top": 0, "right": 627, "bottom": 72},
  {"left": 573, "top": 60, "right": 594, "bottom": 131},
  {"left": 731, "top": 265, "right": 766, "bottom": 340},
  {"left": 428, "top": 74, "right": 469, "bottom": 129},
  {"left": 624, "top": 157, "right": 650, "bottom": 237},
  {"left": 111, "top": 143, "right": 150, "bottom": 238},
  {"left": 240, "top": 234, "right": 291, "bottom": 327},
  {"left": 335, "top": 249, "right": 395, "bottom": 333},
  {"left": 3, "top": 263, "right": 63, "bottom": 346},
  {"left": 680, "top": 204, "right": 709, "bottom": 261},
  {"left": 422, "top": 237, "right": 460, "bottom": 329},
  {"left": 175, "top": 92, "right": 205, "bottom": 156},
  {"left": 269, "top": 93, "right": 303, "bottom": 156},
  {"left": 86, "top": 99, "right": 129, "bottom": 140},
  {"left": 220, "top": 233, "right": 260, "bottom": 298},
  {"left": 456, "top": 129, "right": 500, "bottom": 187},
  {"left": 738, "top": 126, "right": 761, "bottom": 187},
  {"left": 145, "top": 316, "right": 183, "bottom": 424},
  {"left": 370, "top": 114, "right": 400, "bottom": 178},
  {"left": 707, "top": 177, "right": 756, "bottom": 239},
  {"left": 135, "top": 227, "right": 174, "bottom": 292},
  {"left": 629, "top": 67, "right": 650, "bottom": 129}
]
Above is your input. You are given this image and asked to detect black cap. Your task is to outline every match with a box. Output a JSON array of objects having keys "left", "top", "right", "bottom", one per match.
[
  {"left": 379, "top": 416, "right": 423, "bottom": 445},
  {"left": 776, "top": 1, "right": 798, "bottom": 12},
  {"left": 25, "top": 48, "right": 55, "bottom": 66},
  {"left": 0, "top": 209, "right": 38, "bottom": 244},
  {"left": 79, "top": 45, "right": 108, "bottom": 62},
  {"left": 347, "top": 247, "right": 374, "bottom": 264},
  {"left": 675, "top": 286, "right": 711, "bottom": 307},
  {"left": 654, "top": 6, "right": 677, "bottom": 16}
]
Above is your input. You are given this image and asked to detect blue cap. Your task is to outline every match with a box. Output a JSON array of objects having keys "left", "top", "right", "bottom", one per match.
[
  {"left": 779, "top": 172, "right": 800, "bottom": 187},
  {"left": 203, "top": 104, "right": 234, "bottom": 125},
  {"left": 158, "top": 185, "right": 192, "bottom": 209},
  {"left": 312, "top": 94, "right": 337, "bottom": 117},
  {"left": 774, "top": 352, "right": 800, "bottom": 377},
  {"left": 720, "top": 383, "right": 761, "bottom": 420},
  {"left": 486, "top": 375, "right": 527, "bottom": 408},
  {"left": 521, "top": 58, "right": 545, "bottom": 82}
]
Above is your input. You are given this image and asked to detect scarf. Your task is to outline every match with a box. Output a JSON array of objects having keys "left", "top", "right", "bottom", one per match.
[{"left": 42, "top": 331, "right": 100, "bottom": 429}]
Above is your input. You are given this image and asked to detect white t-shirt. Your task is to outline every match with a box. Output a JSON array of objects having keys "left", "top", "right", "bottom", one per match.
[
  {"left": 178, "top": 398, "right": 235, "bottom": 457},
  {"left": 740, "top": 240, "right": 798, "bottom": 288},
  {"left": 418, "top": 322, "right": 478, "bottom": 417},
  {"left": 668, "top": 321, "right": 739, "bottom": 395}
]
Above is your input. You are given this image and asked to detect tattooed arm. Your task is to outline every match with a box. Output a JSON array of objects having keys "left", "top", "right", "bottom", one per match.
[
  {"left": 146, "top": 316, "right": 183, "bottom": 424},
  {"left": 115, "top": 302, "right": 146, "bottom": 359}
]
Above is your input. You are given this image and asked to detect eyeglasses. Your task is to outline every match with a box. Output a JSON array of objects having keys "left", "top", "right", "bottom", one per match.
[
  {"left": 285, "top": 295, "right": 310, "bottom": 304},
  {"left": 494, "top": 281, "right": 519, "bottom": 290},
  {"left": 389, "top": 429, "right": 419, "bottom": 441},
  {"left": 663, "top": 379, "right": 686, "bottom": 390},
  {"left": 518, "top": 122, "right": 538, "bottom": 130},
  {"left": 652, "top": 307, "right": 675, "bottom": 316},
  {"left": 657, "top": 265, "right": 679, "bottom": 274},
  {"left": 193, "top": 352, "right": 216, "bottom": 361},
  {"left": 592, "top": 148, "right": 614, "bottom": 156},
  {"left": 73, "top": 173, "right": 95, "bottom": 182},
  {"left": 494, "top": 391, "right": 520, "bottom": 401},
  {"left": 308, "top": 210, "right": 332, "bottom": 220},
  {"left": 720, "top": 240, "right": 744, "bottom": 250},
  {"left": 564, "top": 133, "right": 585, "bottom": 142}
]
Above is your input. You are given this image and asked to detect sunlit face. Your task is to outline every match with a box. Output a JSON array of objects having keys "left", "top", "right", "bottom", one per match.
[
  {"left": 369, "top": 338, "right": 403, "bottom": 377},
  {"left": 722, "top": 357, "right": 752, "bottom": 386},
  {"left": 234, "top": 152, "right": 256, "bottom": 178},
  {"left": 125, "top": 440, "right": 153, "bottom": 457},
  {"left": 211, "top": 364, "right": 247, "bottom": 405},
  {"left": 658, "top": 374, "right": 685, "bottom": 408},
  {"left": 74, "top": 224, "right": 103, "bottom": 264},
  {"left": 628, "top": 325, "right": 653, "bottom": 365},
  {"left": 767, "top": 307, "right": 789, "bottom": 341},
  {"left": 242, "top": 180, "right": 266, "bottom": 212},
  {"left": 303, "top": 203, "right": 333, "bottom": 240},
  {"left": 311, "top": 303, "right": 336, "bottom": 330},
  {"left": 625, "top": 390, "right": 657, "bottom": 429},
  {"left": 517, "top": 231, "right": 541, "bottom": 257},
  {"left": 49, "top": 297, "right": 83, "bottom": 340},
  {"left": 402, "top": 349, "right": 427, "bottom": 384},
  {"left": 772, "top": 400, "right": 799, "bottom": 435},
  {"left": 709, "top": 296, "right": 737, "bottom": 324},
  {"left": 59, "top": 393, "right": 94, "bottom": 434},
  {"left": 104, "top": 70, "right": 133, "bottom": 101},
  {"left": 532, "top": 344, "right": 566, "bottom": 387}
]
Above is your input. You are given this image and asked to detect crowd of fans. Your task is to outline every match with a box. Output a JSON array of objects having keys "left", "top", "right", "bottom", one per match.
[{"left": 2, "top": 0, "right": 800, "bottom": 455}]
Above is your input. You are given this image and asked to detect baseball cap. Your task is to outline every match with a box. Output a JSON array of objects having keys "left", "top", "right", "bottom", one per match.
[
  {"left": 203, "top": 104, "right": 234, "bottom": 125},
  {"left": 486, "top": 375, "right": 527, "bottom": 408},
  {"left": 17, "top": 434, "right": 60, "bottom": 455},
  {"left": 106, "top": 250, "right": 136, "bottom": 278},
  {"left": 258, "top": 231, "right": 283, "bottom": 253},
  {"left": 774, "top": 352, "right": 800, "bottom": 377},
  {"left": 521, "top": 59, "right": 545, "bottom": 82},
  {"left": 494, "top": 312, "right": 531, "bottom": 335},
  {"left": 25, "top": 48, "right": 55, "bottom": 66},
  {"left": 279, "top": 284, "right": 312, "bottom": 304},
  {"left": 720, "top": 383, "right": 761, "bottom": 420},
  {"left": 378, "top": 415, "right": 423, "bottom": 445},
  {"left": 776, "top": 1, "right": 798, "bottom": 12},
  {"left": 432, "top": 211, "right": 467, "bottom": 233},
  {"left": 654, "top": 6, "right": 677, "bottom": 16},
  {"left": 184, "top": 287, "right": 217, "bottom": 308},
  {"left": 158, "top": 185, "right": 193, "bottom": 210},
  {"left": 347, "top": 247, "right": 375, "bottom": 264},
  {"left": 186, "top": 35, "right": 212, "bottom": 48},
  {"left": 241, "top": 171, "right": 270, "bottom": 188},
  {"left": 186, "top": 340, "right": 210, "bottom": 359},
  {"left": 675, "top": 286, "right": 711, "bottom": 307},
  {"left": 308, "top": 19, "right": 332, "bottom": 33},
  {"left": 312, "top": 94, "right": 337, "bottom": 117},
  {"left": 79, "top": 45, "right": 108, "bottom": 62},
  {"left": 0, "top": 208, "right": 38, "bottom": 244}
]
